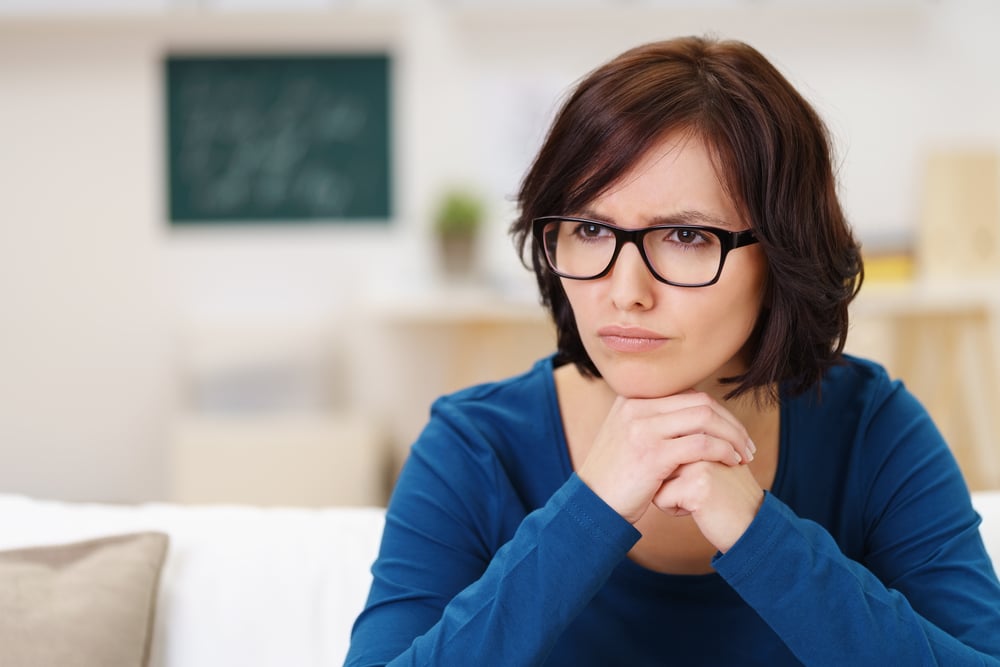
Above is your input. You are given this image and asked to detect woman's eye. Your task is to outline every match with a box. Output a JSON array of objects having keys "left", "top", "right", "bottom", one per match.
[
  {"left": 669, "top": 228, "right": 705, "bottom": 244},
  {"left": 574, "top": 223, "right": 607, "bottom": 238}
]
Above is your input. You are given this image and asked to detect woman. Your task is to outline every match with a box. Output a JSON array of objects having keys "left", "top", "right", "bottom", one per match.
[{"left": 346, "top": 36, "right": 1000, "bottom": 666}]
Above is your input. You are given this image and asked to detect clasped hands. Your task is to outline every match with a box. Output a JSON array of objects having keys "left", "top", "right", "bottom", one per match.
[{"left": 578, "top": 392, "right": 764, "bottom": 554}]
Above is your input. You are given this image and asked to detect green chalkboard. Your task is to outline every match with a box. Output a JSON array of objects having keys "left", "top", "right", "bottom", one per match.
[{"left": 166, "top": 54, "right": 391, "bottom": 224}]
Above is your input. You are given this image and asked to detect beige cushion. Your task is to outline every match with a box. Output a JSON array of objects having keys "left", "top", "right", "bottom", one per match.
[{"left": 0, "top": 532, "right": 169, "bottom": 667}]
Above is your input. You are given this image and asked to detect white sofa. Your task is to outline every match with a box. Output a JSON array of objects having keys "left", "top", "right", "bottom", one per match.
[
  {"left": 0, "top": 495, "right": 384, "bottom": 667},
  {"left": 1, "top": 491, "right": 998, "bottom": 667}
]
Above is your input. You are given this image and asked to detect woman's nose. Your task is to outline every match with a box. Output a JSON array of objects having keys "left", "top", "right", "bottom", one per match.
[{"left": 608, "top": 242, "right": 655, "bottom": 311}]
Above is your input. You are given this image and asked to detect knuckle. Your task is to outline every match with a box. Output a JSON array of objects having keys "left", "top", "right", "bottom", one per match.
[
  {"left": 690, "top": 391, "right": 712, "bottom": 406},
  {"left": 619, "top": 399, "right": 640, "bottom": 419},
  {"left": 694, "top": 461, "right": 714, "bottom": 479},
  {"left": 687, "top": 462, "right": 714, "bottom": 487},
  {"left": 689, "top": 432, "right": 711, "bottom": 450},
  {"left": 693, "top": 404, "right": 715, "bottom": 422},
  {"left": 625, "top": 421, "right": 645, "bottom": 443}
]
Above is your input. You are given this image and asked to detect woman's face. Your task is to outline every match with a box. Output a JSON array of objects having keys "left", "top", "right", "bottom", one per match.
[{"left": 560, "top": 131, "right": 768, "bottom": 399}]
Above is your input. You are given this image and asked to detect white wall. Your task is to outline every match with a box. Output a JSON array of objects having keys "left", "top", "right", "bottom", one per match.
[
  {"left": 0, "top": 25, "right": 172, "bottom": 501},
  {"left": 1, "top": 0, "right": 998, "bottom": 502}
]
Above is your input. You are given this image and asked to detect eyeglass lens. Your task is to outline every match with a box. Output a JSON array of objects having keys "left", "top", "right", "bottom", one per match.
[{"left": 542, "top": 219, "right": 724, "bottom": 285}]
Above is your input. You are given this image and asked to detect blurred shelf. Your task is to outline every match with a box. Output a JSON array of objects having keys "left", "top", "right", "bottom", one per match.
[
  {"left": 368, "top": 283, "right": 548, "bottom": 325},
  {"left": 854, "top": 277, "right": 1000, "bottom": 315}
]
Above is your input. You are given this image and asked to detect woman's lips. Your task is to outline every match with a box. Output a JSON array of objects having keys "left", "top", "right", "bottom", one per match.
[{"left": 597, "top": 325, "right": 669, "bottom": 353}]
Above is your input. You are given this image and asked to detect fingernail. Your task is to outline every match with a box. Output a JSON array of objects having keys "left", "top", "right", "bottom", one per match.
[
  {"left": 748, "top": 438, "right": 757, "bottom": 455},
  {"left": 734, "top": 450, "right": 742, "bottom": 463}
]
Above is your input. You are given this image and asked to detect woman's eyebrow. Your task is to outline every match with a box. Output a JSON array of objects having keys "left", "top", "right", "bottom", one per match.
[
  {"left": 575, "top": 208, "right": 733, "bottom": 228},
  {"left": 649, "top": 210, "right": 733, "bottom": 227},
  {"left": 576, "top": 208, "right": 614, "bottom": 223}
]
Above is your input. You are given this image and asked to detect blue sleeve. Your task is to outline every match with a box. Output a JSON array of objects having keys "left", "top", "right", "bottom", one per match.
[
  {"left": 714, "top": 383, "right": 1000, "bottom": 665},
  {"left": 344, "top": 398, "right": 640, "bottom": 667}
]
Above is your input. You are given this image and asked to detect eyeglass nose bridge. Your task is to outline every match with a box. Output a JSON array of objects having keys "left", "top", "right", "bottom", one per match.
[{"left": 601, "top": 226, "right": 665, "bottom": 282}]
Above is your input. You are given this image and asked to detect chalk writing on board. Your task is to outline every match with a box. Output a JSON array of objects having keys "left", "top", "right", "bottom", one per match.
[{"left": 167, "top": 55, "right": 391, "bottom": 223}]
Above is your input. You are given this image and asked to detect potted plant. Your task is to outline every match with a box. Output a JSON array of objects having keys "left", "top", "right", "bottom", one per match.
[{"left": 433, "top": 189, "right": 484, "bottom": 279}]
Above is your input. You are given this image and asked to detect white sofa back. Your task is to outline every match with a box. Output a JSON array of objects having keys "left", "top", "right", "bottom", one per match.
[
  {"left": 0, "top": 491, "right": 998, "bottom": 667},
  {"left": 0, "top": 495, "right": 384, "bottom": 667}
]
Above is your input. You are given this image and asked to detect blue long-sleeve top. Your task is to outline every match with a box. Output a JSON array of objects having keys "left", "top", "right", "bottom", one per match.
[{"left": 345, "top": 355, "right": 1000, "bottom": 666}]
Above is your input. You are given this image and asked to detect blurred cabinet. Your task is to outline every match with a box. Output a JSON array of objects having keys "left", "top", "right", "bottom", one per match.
[
  {"left": 169, "top": 412, "right": 388, "bottom": 507},
  {"left": 169, "top": 321, "right": 392, "bottom": 507},
  {"left": 918, "top": 151, "right": 999, "bottom": 280}
]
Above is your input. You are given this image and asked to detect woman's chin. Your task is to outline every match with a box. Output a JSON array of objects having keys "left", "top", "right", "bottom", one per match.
[
  {"left": 591, "top": 350, "right": 747, "bottom": 401},
  {"left": 600, "top": 370, "right": 695, "bottom": 400}
]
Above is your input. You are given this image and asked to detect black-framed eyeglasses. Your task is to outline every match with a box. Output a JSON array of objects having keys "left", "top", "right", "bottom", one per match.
[{"left": 532, "top": 216, "right": 759, "bottom": 287}]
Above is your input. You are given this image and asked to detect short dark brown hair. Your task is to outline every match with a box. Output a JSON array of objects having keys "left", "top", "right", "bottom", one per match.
[{"left": 510, "top": 36, "right": 863, "bottom": 399}]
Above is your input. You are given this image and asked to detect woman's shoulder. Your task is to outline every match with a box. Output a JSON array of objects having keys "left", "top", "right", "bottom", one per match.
[
  {"left": 791, "top": 354, "right": 901, "bottom": 419},
  {"left": 432, "top": 355, "right": 558, "bottom": 417},
  {"left": 778, "top": 354, "right": 959, "bottom": 542},
  {"left": 781, "top": 354, "right": 931, "bottom": 476},
  {"left": 819, "top": 354, "right": 938, "bottom": 428},
  {"left": 414, "top": 355, "right": 562, "bottom": 459},
  {"left": 821, "top": 353, "right": 894, "bottom": 395},
  {"left": 792, "top": 354, "right": 957, "bottom": 483},
  {"left": 407, "top": 354, "right": 568, "bottom": 505}
]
